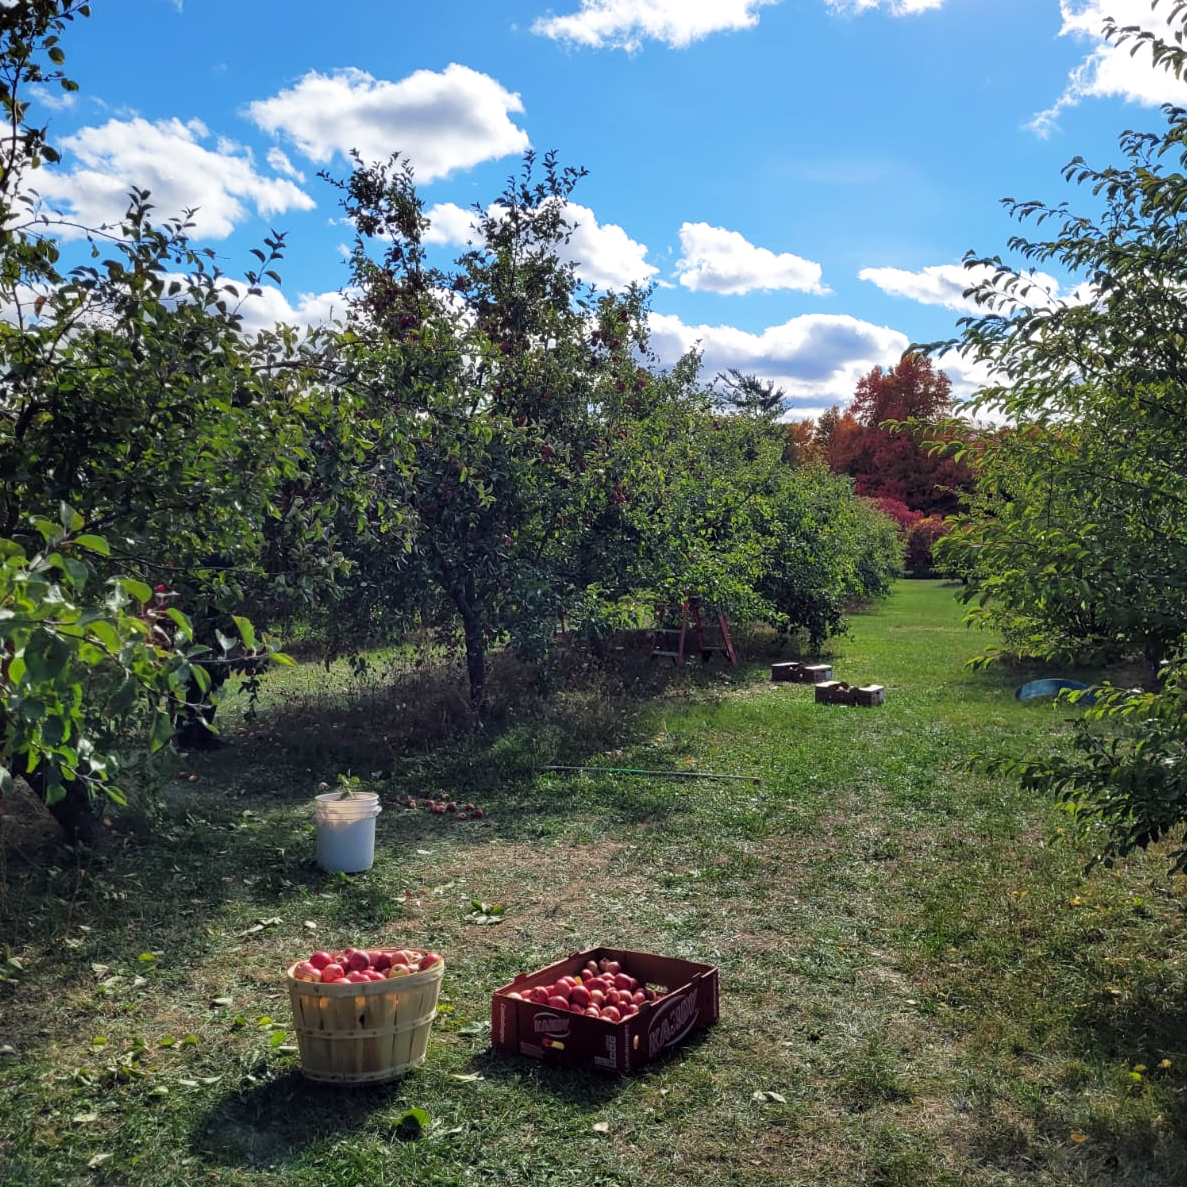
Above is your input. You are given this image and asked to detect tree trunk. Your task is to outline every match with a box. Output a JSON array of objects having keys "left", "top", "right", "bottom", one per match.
[
  {"left": 24, "top": 763, "right": 103, "bottom": 846},
  {"left": 449, "top": 580, "right": 487, "bottom": 715},
  {"left": 461, "top": 612, "right": 487, "bottom": 714}
]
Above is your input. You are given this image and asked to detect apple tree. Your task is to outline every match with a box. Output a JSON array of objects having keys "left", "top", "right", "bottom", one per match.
[
  {"left": 0, "top": 2, "right": 356, "bottom": 832},
  {"left": 329, "top": 151, "right": 682, "bottom": 708},
  {"left": 932, "top": 0, "right": 1187, "bottom": 869},
  {"left": 0, "top": 512, "right": 272, "bottom": 842}
]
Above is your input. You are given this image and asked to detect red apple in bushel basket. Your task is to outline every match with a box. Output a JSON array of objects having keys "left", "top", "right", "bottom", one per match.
[{"left": 292, "top": 960, "right": 321, "bottom": 982}]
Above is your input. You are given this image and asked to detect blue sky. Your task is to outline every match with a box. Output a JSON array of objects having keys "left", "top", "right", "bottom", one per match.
[{"left": 28, "top": 0, "right": 1187, "bottom": 418}]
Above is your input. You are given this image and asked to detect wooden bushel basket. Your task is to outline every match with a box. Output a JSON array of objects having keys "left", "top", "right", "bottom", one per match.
[{"left": 286, "top": 960, "right": 444, "bottom": 1085}]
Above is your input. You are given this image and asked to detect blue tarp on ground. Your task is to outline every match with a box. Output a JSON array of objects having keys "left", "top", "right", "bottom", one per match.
[{"left": 1016, "top": 678, "right": 1097, "bottom": 704}]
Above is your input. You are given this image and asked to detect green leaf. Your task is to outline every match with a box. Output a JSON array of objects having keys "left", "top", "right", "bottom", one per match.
[
  {"left": 149, "top": 711, "right": 174, "bottom": 754},
  {"left": 231, "top": 615, "right": 257, "bottom": 651},
  {"left": 31, "top": 518, "right": 58, "bottom": 544},
  {"left": 88, "top": 620, "right": 122, "bottom": 654},
  {"left": 392, "top": 1107, "right": 430, "bottom": 1141},
  {"left": 120, "top": 579, "right": 152, "bottom": 605},
  {"left": 164, "top": 607, "right": 194, "bottom": 640},
  {"left": 73, "top": 535, "right": 110, "bottom": 557},
  {"left": 61, "top": 555, "right": 88, "bottom": 586}
]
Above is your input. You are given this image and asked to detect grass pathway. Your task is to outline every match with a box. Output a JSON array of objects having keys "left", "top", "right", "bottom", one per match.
[{"left": 1, "top": 581, "right": 1184, "bottom": 1186}]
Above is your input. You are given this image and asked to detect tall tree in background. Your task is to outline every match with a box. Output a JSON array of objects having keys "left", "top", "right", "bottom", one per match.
[
  {"left": 812, "top": 404, "right": 865, "bottom": 475},
  {"left": 845, "top": 354, "right": 972, "bottom": 517},
  {"left": 331, "top": 151, "right": 673, "bottom": 711},
  {"left": 716, "top": 368, "right": 786, "bottom": 420}
]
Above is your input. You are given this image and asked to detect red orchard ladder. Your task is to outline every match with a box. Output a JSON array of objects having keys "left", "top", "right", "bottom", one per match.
[{"left": 650, "top": 596, "right": 737, "bottom": 666}]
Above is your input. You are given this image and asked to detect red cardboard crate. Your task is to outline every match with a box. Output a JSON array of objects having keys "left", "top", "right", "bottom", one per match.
[{"left": 491, "top": 946, "right": 719, "bottom": 1073}]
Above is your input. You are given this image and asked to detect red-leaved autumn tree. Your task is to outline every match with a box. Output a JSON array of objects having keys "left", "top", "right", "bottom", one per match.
[{"left": 824, "top": 355, "right": 973, "bottom": 518}]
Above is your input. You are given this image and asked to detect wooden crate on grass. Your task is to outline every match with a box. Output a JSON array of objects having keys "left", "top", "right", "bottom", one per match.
[
  {"left": 771, "top": 661, "right": 833, "bottom": 683},
  {"left": 492, "top": 946, "right": 718, "bottom": 1074},
  {"left": 814, "top": 680, "right": 885, "bottom": 707}
]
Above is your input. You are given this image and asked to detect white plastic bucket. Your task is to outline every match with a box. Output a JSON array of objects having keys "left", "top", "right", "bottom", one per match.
[{"left": 314, "top": 792, "right": 381, "bottom": 873}]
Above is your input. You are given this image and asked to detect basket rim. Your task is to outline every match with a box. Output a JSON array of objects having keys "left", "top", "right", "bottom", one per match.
[{"left": 286, "top": 956, "right": 444, "bottom": 992}]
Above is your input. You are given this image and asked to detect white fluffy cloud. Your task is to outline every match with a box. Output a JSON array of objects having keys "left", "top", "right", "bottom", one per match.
[
  {"left": 1031, "top": 0, "right": 1187, "bottom": 135},
  {"left": 675, "top": 222, "right": 826, "bottom": 295},
  {"left": 824, "top": 0, "right": 945, "bottom": 14},
  {"left": 34, "top": 117, "right": 313, "bottom": 240},
  {"left": 648, "top": 309, "right": 908, "bottom": 415},
  {"left": 933, "top": 348, "right": 1003, "bottom": 405},
  {"left": 29, "top": 83, "right": 78, "bottom": 112},
  {"left": 266, "top": 146, "right": 304, "bottom": 181},
  {"left": 231, "top": 285, "right": 349, "bottom": 337},
  {"left": 859, "top": 262, "right": 982, "bottom": 310},
  {"left": 424, "top": 201, "right": 480, "bottom": 246},
  {"left": 425, "top": 199, "right": 657, "bottom": 291},
  {"left": 859, "top": 261, "right": 1091, "bottom": 312},
  {"left": 532, "top": 0, "right": 778, "bottom": 50},
  {"left": 563, "top": 202, "right": 657, "bottom": 289},
  {"left": 246, "top": 65, "right": 529, "bottom": 181}
]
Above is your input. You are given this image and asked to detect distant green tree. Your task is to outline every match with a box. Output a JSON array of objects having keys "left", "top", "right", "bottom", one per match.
[{"left": 716, "top": 368, "right": 786, "bottom": 420}]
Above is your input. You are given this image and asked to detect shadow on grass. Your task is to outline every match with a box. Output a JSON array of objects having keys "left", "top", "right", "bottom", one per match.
[
  {"left": 958, "top": 1078, "right": 1187, "bottom": 1184},
  {"left": 187, "top": 1031, "right": 714, "bottom": 1171},
  {"left": 466, "top": 1025, "right": 714, "bottom": 1102},
  {"left": 1073, "top": 970, "right": 1187, "bottom": 1062},
  {"left": 0, "top": 646, "right": 746, "bottom": 1006},
  {"left": 190, "top": 1069, "right": 398, "bottom": 1169}
]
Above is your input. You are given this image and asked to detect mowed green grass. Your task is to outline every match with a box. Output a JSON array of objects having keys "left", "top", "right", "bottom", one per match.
[{"left": 1, "top": 580, "right": 1184, "bottom": 1187}]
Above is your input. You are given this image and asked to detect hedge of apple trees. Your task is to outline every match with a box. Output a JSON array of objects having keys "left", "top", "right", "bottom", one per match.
[
  {"left": 0, "top": 2, "right": 356, "bottom": 837},
  {"left": 0, "top": 2, "right": 904, "bottom": 832},
  {"left": 932, "top": 1, "right": 1187, "bottom": 872},
  {"left": 318, "top": 151, "right": 902, "bottom": 708}
]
